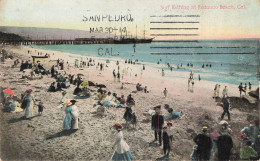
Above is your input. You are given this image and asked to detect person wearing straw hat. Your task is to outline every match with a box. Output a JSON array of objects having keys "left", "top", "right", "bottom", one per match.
[
  {"left": 22, "top": 89, "right": 35, "bottom": 119},
  {"left": 111, "top": 123, "right": 134, "bottom": 161},
  {"left": 63, "top": 101, "right": 73, "bottom": 130},
  {"left": 151, "top": 105, "right": 164, "bottom": 146},
  {"left": 193, "top": 126, "right": 212, "bottom": 161},
  {"left": 70, "top": 100, "right": 79, "bottom": 130}
]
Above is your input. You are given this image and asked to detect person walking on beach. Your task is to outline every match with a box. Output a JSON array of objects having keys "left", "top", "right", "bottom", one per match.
[
  {"left": 221, "top": 98, "right": 231, "bottom": 121},
  {"left": 244, "top": 83, "right": 247, "bottom": 95},
  {"left": 111, "top": 123, "right": 134, "bottom": 161},
  {"left": 22, "top": 89, "right": 35, "bottom": 119},
  {"left": 249, "top": 82, "right": 252, "bottom": 91},
  {"left": 238, "top": 83, "right": 243, "bottom": 97},
  {"left": 70, "top": 100, "right": 79, "bottom": 131},
  {"left": 222, "top": 86, "right": 228, "bottom": 98},
  {"left": 162, "top": 69, "right": 165, "bottom": 77},
  {"left": 163, "top": 88, "right": 168, "bottom": 97},
  {"left": 63, "top": 101, "right": 73, "bottom": 130},
  {"left": 193, "top": 126, "right": 212, "bottom": 161},
  {"left": 117, "top": 72, "right": 120, "bottom": 82},
  {"left": 216, "top": 85, "right": 220, "bottom": 98},
  {"left": 123, "top": 106, "right": 133, "bottom": 128},
  {"left": 190, "top": 71, "right": 194, "bottom": 79},
  {"left": 113, "top": 69, "right": 116, "bottom": 81},
  {"left": 213, "top": 84, "right": 218, "bottom": 98},
  {"left": 163, "top": 126, "right": 171, "bottom": 158},
  {"left": 188, "top": 78, "right": 191, "bottom": 91},
  {"left": 198, "top": 74, "right": 201, "bottom": 81},
  {"left": 151, "top": 106, "right": 164, "bottom": 146},
  {"left": 191, "top": 79, "right": 195, "bottom": 92},
  {"left": 216, "top": 133, "right": 233, "bottom": 161}
]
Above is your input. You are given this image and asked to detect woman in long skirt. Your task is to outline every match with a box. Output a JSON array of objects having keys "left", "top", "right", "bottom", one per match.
[
  {"left": 70, "top": 100, "right": 79, "bottom": 130},
  {"left": 63, "top": 101, "right": 73, "bottom": 130},
  {"left": 23, "top": 89, "right": 35, "bottom": 118},
  {"left": 112, "top": 123, "right": 134, "bottom": 161}
]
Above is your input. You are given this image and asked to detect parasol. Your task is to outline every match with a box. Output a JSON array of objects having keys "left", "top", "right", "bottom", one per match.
[
  {"left": 80, "top": 81, "right": 89, "bottom": 87},
  {"left": 3, "top": 88, "right": 14, "bottom": 95}
]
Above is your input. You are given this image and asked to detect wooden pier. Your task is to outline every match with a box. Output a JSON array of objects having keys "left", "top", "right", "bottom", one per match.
[{"left": 0, "top": 38, "right": 114, "bottom": 45}]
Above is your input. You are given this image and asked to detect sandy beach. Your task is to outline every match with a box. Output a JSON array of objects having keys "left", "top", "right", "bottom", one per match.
[{"left": 0, "top": 44, "right": 259, "bottom": 161}]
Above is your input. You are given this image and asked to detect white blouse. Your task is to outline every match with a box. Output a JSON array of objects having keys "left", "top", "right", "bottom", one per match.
[{"left": 113, "top": 131, "right": 130, "bottom": 154}]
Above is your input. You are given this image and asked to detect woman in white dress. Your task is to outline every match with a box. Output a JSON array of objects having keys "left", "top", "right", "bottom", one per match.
[
  {"left": 70, "top": 100, "right": 79, "bottom": 130},
  {"left": 112, "top": 123, "right": 134, "bottom": 161},
  {"left": 22, "top": 89, "right": 35, "bottom": 118}
]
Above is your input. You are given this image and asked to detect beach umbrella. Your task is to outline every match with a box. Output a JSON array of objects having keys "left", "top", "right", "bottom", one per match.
[
  {"left": 80, "top": 81, "right": 89, "bottom": 87},
  {"left": 3, "top": 89, "right": 14, "bottom": 95},
  {"left": 219, "top": 120, "right": 228, "bottom": 125}
]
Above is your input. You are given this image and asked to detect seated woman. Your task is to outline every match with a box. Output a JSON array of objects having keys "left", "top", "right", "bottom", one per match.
[
  {"left": 116, "top": 95, "right": 126, "bottom": 108},
  {"left": 4, "top": 97, "right": 23, "bottom": 112},
  {"left": 136, "top": 83, "right": 143, "bottom": 91},
  {"left": 73, "top": 86, "right": 82, "bottom": 95},
  {"left": 92, "top": 101, "right": 106, "bottom": 116},
  {"left": 48, "top": 82, "right": 57, "bottom": 92},
  {"left": 165, "top": 108, "right": 182, "bottom": 120}
]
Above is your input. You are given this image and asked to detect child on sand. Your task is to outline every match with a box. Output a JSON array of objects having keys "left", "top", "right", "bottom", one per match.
[
  {"left": 163, "top": 126, "right": 171, "bottom": 157},
  {"left": 38, "top": 101, "right": 44, "bottom": 115},
  {"left": 167, "top": 122, "right": 173, "bottom": 144}
]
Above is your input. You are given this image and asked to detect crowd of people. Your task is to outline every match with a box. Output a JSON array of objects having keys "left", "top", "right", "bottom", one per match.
[{"left": 1, "top": 48, "right": 259, "bottom": 161}]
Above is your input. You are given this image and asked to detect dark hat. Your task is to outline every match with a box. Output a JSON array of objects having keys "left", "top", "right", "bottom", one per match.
[
  {"left": 70, "top": 100, "right": 78, "bottom": 103},
  {"left": 154, "top": 105, "right": 161, "bottom": 110},
  {"left": 167, "top": 122, "right": 173, "bottom": 126},
  {"left": 163, "top": 126, "right": 167, "bottom": 129}
]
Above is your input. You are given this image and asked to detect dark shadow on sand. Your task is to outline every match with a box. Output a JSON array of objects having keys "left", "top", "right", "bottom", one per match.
[
  {"left": 156, "top": 155, "right": 169, "bottom": 161},
  {"left": 149, "top": 140, "right": 158, "bottom": 147},
  {"left": 7, "top": 116, "right": 27, "bottom": 123},
  {"left": 73, "top": 95, "right": 91, "bottom": 99},
  {"left": 7, "top": 115, "right": 41, "bottom": 123},
  {"left": 44, "top": 130, "right": 77, "bottom": 141}
]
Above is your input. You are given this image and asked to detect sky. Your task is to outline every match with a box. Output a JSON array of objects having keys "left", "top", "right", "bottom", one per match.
[{"left": 0, "top": 0, "right": 260, "bottom": 40}]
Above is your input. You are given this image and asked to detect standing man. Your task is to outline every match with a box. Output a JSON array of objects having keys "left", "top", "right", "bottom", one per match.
[
  {"left": 193, "top": 126, "right": 212, "bottom": 161},
  {"left": 222, "top": 86, "right": 228, "bottom": 98},
  {"left": 163, "top": 88, "right": 168, "bottom": 97},
  {"left": 151, "top": 105, "right": 164, "bottom": 146},
  {"left": 216, "top": 134, "right": 233, "bottom": 161},
  {"left": 221, "top": 98, "right": 231, "bottom": 121},
  {"left": 238, "top": 83, "right": 243, "bottom": 97}
]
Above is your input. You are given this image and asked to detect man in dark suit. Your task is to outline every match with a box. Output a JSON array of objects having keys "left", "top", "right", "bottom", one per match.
[
  {"left": 221, "top": 98, "right": 231, "bottom": 121},
  {"left": 216, "top": 134, "right": 233, "bottom": 161},
  {"left": 194, "top": 126, "right": 212, "bottom": 161},
  {"left": 151, "top": 105, "right": 164, "bottom": 146}
]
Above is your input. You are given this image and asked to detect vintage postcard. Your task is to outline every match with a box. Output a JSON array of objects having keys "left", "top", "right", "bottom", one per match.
[{"left": 0, "top": 0, "right": 259, "bottom": 160}]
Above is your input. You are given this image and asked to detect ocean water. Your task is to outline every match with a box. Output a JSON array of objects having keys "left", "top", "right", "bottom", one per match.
[{"left": 31, "top": 39, "right": 259, "bottom": 85}]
